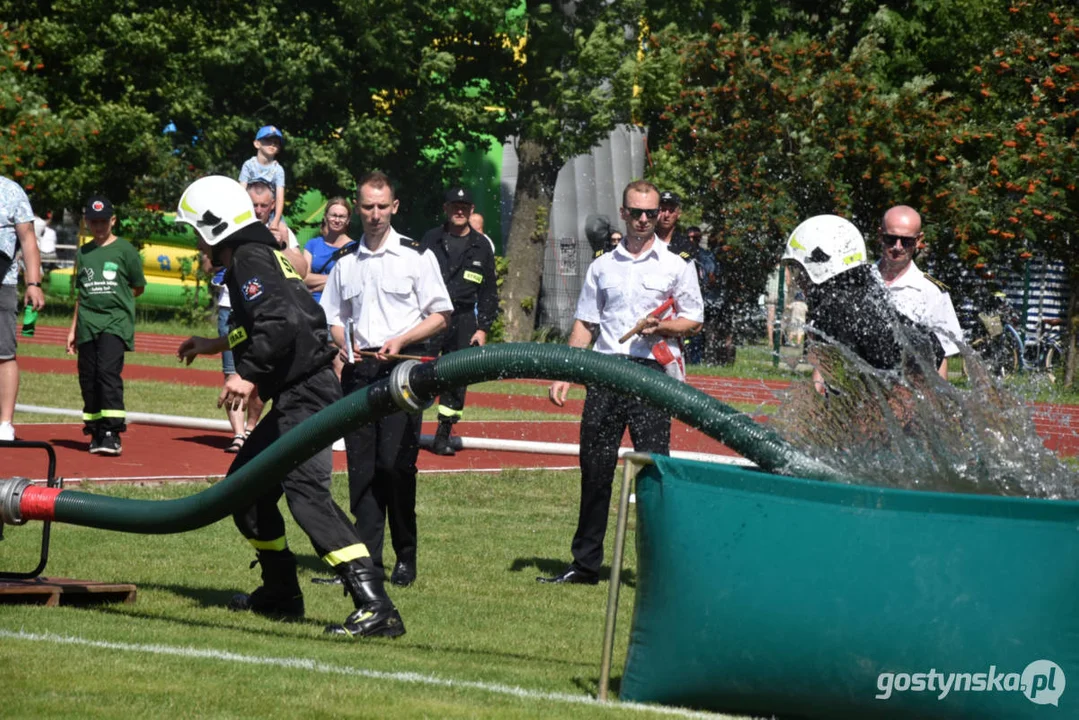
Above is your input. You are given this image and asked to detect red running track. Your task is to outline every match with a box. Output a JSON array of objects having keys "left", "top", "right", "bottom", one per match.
[
  {"left": 3, "top": 420, "right": 737, "bottom": 482},
  {"left": 16, "top": 329, "right": 1079, "bottom": 459}
]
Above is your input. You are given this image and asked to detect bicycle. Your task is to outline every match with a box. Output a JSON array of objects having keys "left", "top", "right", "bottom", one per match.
[
  {"left": 964, "top": 297, "right": 1065, "bottom": 378},
  {"left": 1024, "top": 317, "right": 1065, "bottom": 374},
  {"left": 964, "top": 291, "right": 1023, "bottom": 378}
]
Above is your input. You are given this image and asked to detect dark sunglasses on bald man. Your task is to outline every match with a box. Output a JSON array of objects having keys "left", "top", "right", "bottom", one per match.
[
  {"left": 625, "top": 207, "right": 660, "bottom": 220},
  {"left": 881, "top": 232, "right": 920, "bottom": 249}
]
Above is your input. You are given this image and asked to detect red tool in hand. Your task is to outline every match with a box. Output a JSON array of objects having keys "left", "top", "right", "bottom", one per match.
[{"left": 619, "top": 297, "right": 676, "bottom": 343}]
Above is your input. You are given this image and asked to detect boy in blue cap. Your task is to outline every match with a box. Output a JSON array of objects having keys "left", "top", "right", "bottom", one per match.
[{"left": 239, "top": 125, "right": 287, "bottom": 235}]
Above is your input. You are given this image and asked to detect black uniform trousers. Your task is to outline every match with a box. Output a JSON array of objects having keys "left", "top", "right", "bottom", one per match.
[
  {"left": 230, "top": 366, "right": 364, "bottom": 559},
  {"left": 435, "top": 304, "right": 478, "bottom": 422},
  {"left": 77, "top": 332, "right": 127, "bottom": 435},
  {"left": 571, "top": 356, "right": 671, "bottom": 575},
  {"left": 341, "top": 356, "right": 422, "bottom": 572}
]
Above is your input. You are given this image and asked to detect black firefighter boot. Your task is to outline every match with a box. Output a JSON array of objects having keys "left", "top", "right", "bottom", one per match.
[
  {"left": 431, "top": 418, "right": 456, "bottom": 456},
  {"left": 324, "top": 561, "right": 406, "bottom": 638},
  {"left": 227, "top": 549, "right": 305, "bottom": 619}
]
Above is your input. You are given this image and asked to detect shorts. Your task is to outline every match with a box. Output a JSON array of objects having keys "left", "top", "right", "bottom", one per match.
[
  {"left": 0, "top": 284, "right": 17, "bottom": 360},
  {"left": 218, "top": 307, "right": 236, "bottom": 375}
]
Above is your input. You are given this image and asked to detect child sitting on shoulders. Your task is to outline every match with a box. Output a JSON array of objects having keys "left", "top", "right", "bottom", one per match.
[{"left": 238, "top": 125, "right": 286, "bottom": 233}]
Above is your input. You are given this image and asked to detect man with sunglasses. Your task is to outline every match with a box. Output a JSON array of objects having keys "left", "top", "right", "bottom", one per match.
[
  {"left": 876, "top": 206, "right": 962, "bottom": 379},
  {"left": 540, "top": 180, "right": 703, "bottom": 585}
]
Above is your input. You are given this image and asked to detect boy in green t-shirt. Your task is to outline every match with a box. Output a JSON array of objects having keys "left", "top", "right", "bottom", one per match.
[{"left": 65, "top": 196, "right": 146, "bottom": 455}]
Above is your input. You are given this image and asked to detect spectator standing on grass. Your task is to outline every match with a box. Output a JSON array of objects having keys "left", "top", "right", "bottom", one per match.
[
  {"left": 302, "top": 196, "right": 357, "bottom": 453},
  {"left": 0, "top": 175, "right": 45, "bottom": 442},
  {"left": 303, "top": 197, "right": 356, "bottom": 304},
  {"left": 876, "top": 205, "right": 962, "bottom": 380},
  {"left": 655, "top": 190, "right": 696, "bottom": 261},
  {"left": 319, "top": 171, "right": 452, "bottom": 588},
  {"left": 541, "top": 180, "right": 703, "bottom": 585},
  {"left": 176, "top": 175, "right": 404, "bottom": 638},
  {"left": 65, "top": 197, "right": 145, "bottom": 455},
  {"left": 685, "top": 226, "right": 718, "bottom": 365},
  {"left": 238, "top": 125, "right": 287, "bottom": 235},
  {"left": 420, "top": 187, "right": 499, "bottom": 456},
  {"left": 607, "top": 230, "right": 623, "bottom": 251}
]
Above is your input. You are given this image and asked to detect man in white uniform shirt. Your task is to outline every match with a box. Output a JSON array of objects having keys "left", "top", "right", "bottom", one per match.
[
  {"left": 542, "top": 180, "right": 703, "bottom": 585},
  {"left": 319, "top": 171, "right": 452, "bottom": 588},
  {"left": 876, "top": 205, "right": 962, "bottom": 379}
]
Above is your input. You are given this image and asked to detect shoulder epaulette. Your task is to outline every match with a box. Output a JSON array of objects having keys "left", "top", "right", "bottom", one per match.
[
  {"left": 924, "top": 273, "right": 950, "bottom": 292},
  {"left": 399, "top": 235, "right": 422, "bottom": 251}
]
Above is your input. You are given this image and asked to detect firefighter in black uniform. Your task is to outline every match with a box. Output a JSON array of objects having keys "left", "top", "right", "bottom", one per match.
[
  {"left": 656, "top": 190, "right": 697, "bottom": 261},
  {"left": 175, "top": 175, "right": 404, "bottom": 639},
  {"left": 420, "top": 187, "right": 499, "bottom": 456}
]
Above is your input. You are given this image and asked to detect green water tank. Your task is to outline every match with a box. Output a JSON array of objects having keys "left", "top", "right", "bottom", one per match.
[{"left": 620, "top": 455, "right": 1079, "bottom": 718}]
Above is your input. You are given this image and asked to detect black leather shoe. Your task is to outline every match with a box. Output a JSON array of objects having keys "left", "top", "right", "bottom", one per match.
[
  {"left": 310, "top": 575, "right": 344, "bottom": 585},
  {"left": 389, "top": 560, "right": 416, "bottom": 587},
  {"left": 536, "top": 566, "right": 599, "bottom": 585}
]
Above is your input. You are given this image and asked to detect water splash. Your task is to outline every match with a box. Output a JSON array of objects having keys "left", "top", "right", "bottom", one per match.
[{"left": 768, "top": 327, "right": 1079, "bottom": 500}]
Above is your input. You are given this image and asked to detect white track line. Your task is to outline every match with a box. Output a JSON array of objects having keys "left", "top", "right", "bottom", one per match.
[{"left": 0, "top": 629, "right": 739, "bottom": 719}]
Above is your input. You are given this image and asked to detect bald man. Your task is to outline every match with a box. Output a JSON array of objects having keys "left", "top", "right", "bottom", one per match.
[{"left": 876, "top": 206, "right": 962, "bottom": 379}]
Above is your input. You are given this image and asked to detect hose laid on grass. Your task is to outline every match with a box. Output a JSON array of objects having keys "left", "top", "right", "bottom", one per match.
[{"left": 1, "top": 344, "right": 842, "bottom": 533}]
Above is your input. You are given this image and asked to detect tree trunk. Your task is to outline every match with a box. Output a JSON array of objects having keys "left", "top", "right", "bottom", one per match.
[{"left": 501, "top": 137, "right": 562, "bottom": 342}]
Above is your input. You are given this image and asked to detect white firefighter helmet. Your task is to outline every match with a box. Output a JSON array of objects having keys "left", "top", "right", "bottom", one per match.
[
  {"left": 175, "top": 175, "right": 259, "bottom": 245},
  {"left": 782, "top": 214, "right": 866, "bottom": 284}
]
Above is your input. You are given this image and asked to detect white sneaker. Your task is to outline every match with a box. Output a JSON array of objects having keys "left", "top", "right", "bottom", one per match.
[
  {"left": 332, "top": 438, "right": 346, "bottom": 452},
  {"left": 0, "top": 422, "right": 14, "bottom": 442}
]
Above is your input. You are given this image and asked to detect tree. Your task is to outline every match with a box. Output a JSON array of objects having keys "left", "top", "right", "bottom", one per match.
[
  {"left": 640, "top": 25, "right": 975, "bottom": 327},
  {"left": 638, "top": 2, "right": 1077, "bottom": 383},
  {"left": 2, "top": 1, "right": 519, "bottom": 234},
  {"left": 495, "top": 2, "right": 637, "bottom": 340},
  {"left": 960, "top": 5, "right": 1078, "bottom": 383},
  {"left": 0, "top": 23, "right": 69, "bottom": 210}
]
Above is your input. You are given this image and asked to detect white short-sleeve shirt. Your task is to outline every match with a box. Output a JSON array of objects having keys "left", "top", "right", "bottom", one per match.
[
  {"left": 320, "top": 227, "right": 452, "bottom": 348},
  {"left": 576, "top": 237, "right": 704, "bottom": 360},
  {"left": 0, "top": 176, "right": 34, "bottom": 285},
  {"left": 880, "top": 261, "right": 963, "bottom": 357}
]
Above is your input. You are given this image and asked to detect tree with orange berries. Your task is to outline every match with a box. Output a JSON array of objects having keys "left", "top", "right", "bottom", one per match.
[{"left": 0, "top": 24, "right": 65, "bottom": 207}]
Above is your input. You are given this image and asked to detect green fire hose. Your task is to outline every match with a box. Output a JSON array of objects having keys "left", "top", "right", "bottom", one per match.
[{"left": 0, "top": 343, "right": 841, "bottom": 532}]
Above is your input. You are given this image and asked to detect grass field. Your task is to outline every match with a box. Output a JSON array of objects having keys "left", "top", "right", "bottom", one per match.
[
  {"left": 6, "top": 302, "right": 1076, "bottom": 718},
  {"left": 3, "top": 314, "right": 745, "bottom": 718},
  {"left": 0, "top": 473, "right": 739, "bottom": 719}
]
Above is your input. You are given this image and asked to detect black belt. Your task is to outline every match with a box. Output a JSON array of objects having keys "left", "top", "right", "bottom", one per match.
[{"left": 618, "top": 354, "right": 663, "bottom": 371}]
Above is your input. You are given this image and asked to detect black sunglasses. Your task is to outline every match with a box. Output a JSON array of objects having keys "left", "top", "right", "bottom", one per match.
[
  {"left": 881, "top": 233, "right": 919, "bottom": 249},
  {"left": 625, "top": 206, "right": 660, "bottom": 220}
]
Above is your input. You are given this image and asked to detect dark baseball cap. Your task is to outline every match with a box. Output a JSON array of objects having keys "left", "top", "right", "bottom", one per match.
[
  {"left": 444, "top": 187, "right": 474, "bottom": 204},
  {"left": 84, "top": 196, "right": 114, "bottom": 219},
  {"left": 659, "top": 191, "right": 681, "bottom": 206}
]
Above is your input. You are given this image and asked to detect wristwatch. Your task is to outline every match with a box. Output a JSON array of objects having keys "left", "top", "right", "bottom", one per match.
[{"left": 26, "top": 282, "right": 41, "bottom": 287}]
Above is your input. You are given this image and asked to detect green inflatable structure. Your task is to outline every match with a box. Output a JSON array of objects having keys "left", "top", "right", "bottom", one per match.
[{"left": 620, "top": 455, "right": 1077, "bottom": 718}]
